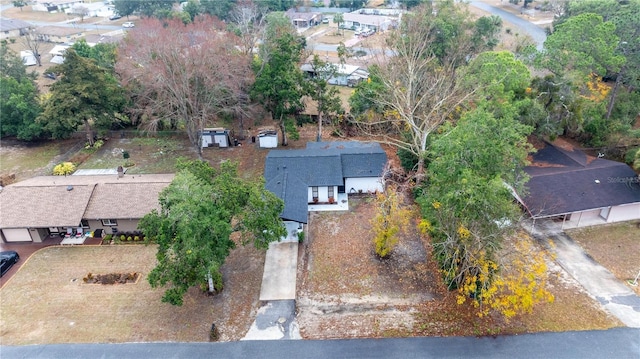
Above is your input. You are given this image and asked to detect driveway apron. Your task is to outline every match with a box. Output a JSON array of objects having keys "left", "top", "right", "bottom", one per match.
[{"left": 524, "top": 219, "right": 640, "bottom": 328}]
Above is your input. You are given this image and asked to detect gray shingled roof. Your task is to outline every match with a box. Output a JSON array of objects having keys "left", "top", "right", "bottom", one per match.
[
  {"left": 0, "top": 18, "right": 32, "bottom": 32},
  {"left": 522, "top": 144, "right": 640, "bottom": 218},
  {"left": 264, "top": 141, "right": 387, "bottom": 223}
]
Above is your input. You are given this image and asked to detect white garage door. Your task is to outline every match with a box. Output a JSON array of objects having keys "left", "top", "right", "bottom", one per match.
[{"left": 2, "top": 228, "right": 32, "bottom": 242}]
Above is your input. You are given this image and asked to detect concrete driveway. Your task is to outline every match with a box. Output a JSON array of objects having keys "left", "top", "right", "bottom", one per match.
[{"left": 524, "top": 219, "right": 640, "bottom": 327}]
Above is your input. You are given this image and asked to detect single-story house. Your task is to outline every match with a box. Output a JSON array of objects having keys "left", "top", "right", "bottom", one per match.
[
  {"left": 300, "top": 63, "right": 369, "bottom": 87},
  {"left": 285, "top": 8, "right": 323, "bottom": 28},
  {"left": 0, "top": 173, "right": 174, "bottom": 243},
  {"left": 65, "top": 2, "right": 113, "bottom": 17},
  {"left": 264, "top": 141, "right": 387, "bottom": 224},
  {"left": 516, "top": 141, "right": 640, "bottom": 229},
  {"left": 0, "top": 18, "right": 32, "bottom": 40},
  {"left": 32, "top": 0, "right": 85, "bottom": 12},
  {"left": 37, "top": 26, "right": 84, "bottom": 43},
  {"left": 201, "top": 128, "right": 231, "bottom": 148},
  {"left": 258, "top": 128, "right": 278, "bottom": 148},
  {"left": 342, "top": 13, "right": 398, "bottom": 32}
]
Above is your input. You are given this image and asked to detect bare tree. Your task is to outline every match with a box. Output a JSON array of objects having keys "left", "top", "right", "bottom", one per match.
[
  {"left": 351, "top": 3, "right": 502, "bottom": 181},
  {"left": 228, "top": 0, "right": 267, "bottom": 57},
  {"left": 21, "top": 29, "right": 43, "bottom": 66},
  {"left": 73, "top": 5, "right": 90, "bottom": 22},
  {"left": 117, "top": 16, "right": 253, "bottom": 157}
]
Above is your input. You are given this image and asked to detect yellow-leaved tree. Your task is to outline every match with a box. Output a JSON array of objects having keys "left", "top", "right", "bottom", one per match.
[
  {"left": 455, "top": 232, "right": 555, "bottom": 319},
  {"left": 371, "top": 185, "right": 411, "bottom": 258}
]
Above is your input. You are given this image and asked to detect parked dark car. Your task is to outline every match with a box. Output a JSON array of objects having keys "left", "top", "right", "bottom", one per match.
[
  {"left": 0, "top": 251, "right": 19, "bottom": 277},
  {"left": 109, "top": 14, "right": 122, "bottom": 20}
]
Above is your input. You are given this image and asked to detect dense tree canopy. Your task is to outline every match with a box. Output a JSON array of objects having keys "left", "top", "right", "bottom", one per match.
[
  {"left": 140, "top": 160, "right": 286, "bottom": 306},
  {"left": 117, "top": 17, "right": 253, "bottom": 156},
  {"left": 38, "top": 50, "right": 126, "bottom": 143},
  {"left": 418, "top": 109, "right": 534, "bottom": 313},
  {"left": 0, "top": 44, "right": 43, "bottom": 140}
]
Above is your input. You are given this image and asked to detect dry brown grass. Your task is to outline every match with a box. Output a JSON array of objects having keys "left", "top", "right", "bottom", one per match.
[
  {"left": 568, "top": 222, "right": 640, "bottom": 295},
  {"left": 0, "top": 244, "right": 266, "bottom": 344},
  {"left": 296, "top": 196, "right": 622, "bottom": 339}
]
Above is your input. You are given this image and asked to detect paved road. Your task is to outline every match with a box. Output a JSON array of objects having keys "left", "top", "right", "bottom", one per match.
[
  {"left": 3, "top": 328, "right": 638, "bottom": 358},
  {"left": 469, "top": 1, "right": 547, "bottom": 50}
]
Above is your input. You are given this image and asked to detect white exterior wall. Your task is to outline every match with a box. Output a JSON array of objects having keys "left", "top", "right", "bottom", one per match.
[
  {"left": 259, "top": 135, "right": 278, "bottom": 148},
  {"left": 86, "top": 219, "right": 140, "bottom": 234},
  {"left": 2, "top": 228, "right": 32, "bottom": 242},
  {"left": 345, "top": 177, "right": 383, "bottom": 194},
  {"left": 307, "top": 186, "right": 337, "bottom": 203},
  {"left": 607, "top": 203, "right": 640, "bottom": 223}
]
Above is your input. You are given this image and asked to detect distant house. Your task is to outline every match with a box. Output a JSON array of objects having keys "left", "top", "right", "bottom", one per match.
[
  {"left": 0, "top": 174, "right": 174, "bottom": 243},
  {"left": 0, "top": 18, "right": 32, "bottom": 40},
  {"left": 342, "top": 13, "right": 398, "bottom": 32},
  {"left": 201, "top": 128, "right": 231, "bottom": 148},
  {"left": 301, "top": 63, "right": 369, "bottom": 87},
  {"left": 515, "top": 141, "right": 640, "bottom": 229},
  {"left": 37, "top": 26, "right": 84, "bottom": 43},
  {"left": 264, "top": 141, "right": 387, "bottom": 224},
  {"left": 285, "top": 8, "right": 323, "bottom": 28},
  {"left": 66, "top": 2, "right": 114, "bottom": 17},
  {"left": 32, "top": 0, "right": 85, "bottom": 12}
]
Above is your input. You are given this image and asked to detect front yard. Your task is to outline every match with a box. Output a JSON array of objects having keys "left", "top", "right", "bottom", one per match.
[
  {"left": 568, "top": 222, "right": 640, "bottom": 296},
  {"left": 0, "top": 244, "right": 265, "bottom": 345},
  {"left": 296, "top": 197, "right": 622, "bottom": 339}
]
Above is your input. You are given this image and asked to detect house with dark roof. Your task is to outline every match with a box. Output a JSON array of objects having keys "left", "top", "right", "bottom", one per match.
[
  {"left": 516, "top": 142, "right": 640, "bottom": 229},
  {"left": 0, "top": 174, "right": 173, "bottom": 243},
  {"left": 264, "top": 141, "right": 387, "bottom": 224}
]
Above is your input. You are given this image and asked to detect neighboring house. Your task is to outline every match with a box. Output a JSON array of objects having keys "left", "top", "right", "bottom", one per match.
[
  {"left": 37, "top": 26, "right": 84, "bottom": 43},
  {"left": 65, "top": 2, "right": 114, "bottom": 17},
  {"left": 0, "top": 174, "right": 174, "bottom": 243},
  {"left": 264, "top": 141, "right": 387, "bottom": 224},
  {"left": 0, "top": 18, "right": 32, "bottom": 40},
  {"left": 32, "top": 0, "right": 85, "bottom": 12},
  {"left": 515, "top": 141, "right": 640, "bottom": 229},
  {"left": 285, "top": 8, "right": 323, "bottom": 28},
  {"left": 300, "top": 63, "right": 369, "bottom": 87},
  {"left": 201, "top": 128, "right": 231, "bottom": 148},
  {"left": 83, "top": 33, "right": 121, "bottom": 46},
  {"left": 342, "top": 13, "right": 398, "bottom": 32}
]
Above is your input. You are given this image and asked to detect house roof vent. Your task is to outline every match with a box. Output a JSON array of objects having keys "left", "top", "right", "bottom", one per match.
[{"left": 67, "top": 185, "right": 73, "bottom": 191}]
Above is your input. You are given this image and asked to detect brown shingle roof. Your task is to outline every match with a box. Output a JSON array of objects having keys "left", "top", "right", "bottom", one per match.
[
  {"left": 0, "top": 174, "right": 174, "bottom": 228},
  {"left": 84, "top": 182, "right": 169, "bottom": 220},
  {"left": 0, "top": 185, "right": 95, "bottom": 228}
]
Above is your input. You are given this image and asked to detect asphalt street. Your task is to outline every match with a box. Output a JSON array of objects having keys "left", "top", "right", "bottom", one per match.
[{"left": 2, "top": 328, "right": 638, "bottom": 359}]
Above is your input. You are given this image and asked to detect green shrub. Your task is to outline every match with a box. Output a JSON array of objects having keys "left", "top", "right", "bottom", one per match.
[
  {"left": 53, "top": 162, "right": 76, "bottom": 175},
  {"left": 297, "top": 231, "right": 305, "bottom": 243}
]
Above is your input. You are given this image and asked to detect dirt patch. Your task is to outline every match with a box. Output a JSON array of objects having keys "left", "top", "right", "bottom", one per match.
[
  {"left": 0, "top": 244, "right": 266, "bottom": 344},
  {"left": 568, "top": 222, "right": 640, "bottom": 296}
]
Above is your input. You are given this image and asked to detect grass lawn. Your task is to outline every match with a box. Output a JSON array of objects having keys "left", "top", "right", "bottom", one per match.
[
  {"left": 0, "top": 244, "right": 266, "bottom": 344},
  {"left": 568, "top": 222, "right": 640, "bottom": 295},
  {"left": 0, "top": 139, "right": 82, "bottom": 182}
]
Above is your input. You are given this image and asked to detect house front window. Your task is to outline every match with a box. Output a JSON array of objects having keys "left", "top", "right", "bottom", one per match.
[
  {"left": 328, "top": 186, "right": 334, "bottom": 198},
  {"left": 312, "top": 186, "right": 318, "bottom": 202},
  {"left": 102, "top": 219, "right": 118, "bottom": 226},
  {"left": 81, "top": 219, "right": 90, "bottom": 228}
]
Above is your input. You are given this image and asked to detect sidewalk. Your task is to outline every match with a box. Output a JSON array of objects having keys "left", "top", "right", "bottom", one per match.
[{"left": 524, "top": 219, "right": 640, "bottom": 327}]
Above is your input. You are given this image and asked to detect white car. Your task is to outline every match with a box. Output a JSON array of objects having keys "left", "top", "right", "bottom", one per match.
[{"left": 122, "top": 22, "right": 135, "bottom": 28}]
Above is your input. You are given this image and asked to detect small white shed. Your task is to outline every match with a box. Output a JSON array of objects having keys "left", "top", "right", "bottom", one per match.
[
  {"left": 202, "top": 128, "right": 231, "bottom": 148},
  {"left": 258, "top": 129, "right": 278, "bottom": 148}
]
